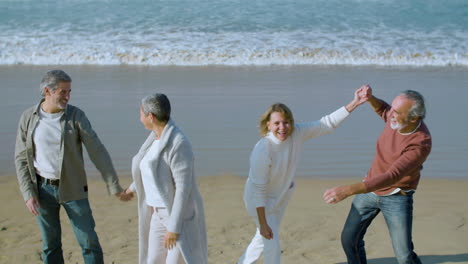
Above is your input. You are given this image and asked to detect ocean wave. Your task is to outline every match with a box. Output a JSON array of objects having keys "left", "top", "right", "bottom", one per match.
[
  {"left": 1, "top": 0, "right": 467, "bottom": 66},
  {"left": 1, "top": 29, "right": 467, "bottom": 66}
]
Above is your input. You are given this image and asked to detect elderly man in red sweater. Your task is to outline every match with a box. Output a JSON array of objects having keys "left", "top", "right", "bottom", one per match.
[{"left": 323, "top": 85, "right": 431, "bottom": 264}]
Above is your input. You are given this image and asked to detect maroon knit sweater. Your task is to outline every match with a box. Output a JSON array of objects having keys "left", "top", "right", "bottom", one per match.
[{"left": 363, "top": 99, "right": 432, "bottom": 195}]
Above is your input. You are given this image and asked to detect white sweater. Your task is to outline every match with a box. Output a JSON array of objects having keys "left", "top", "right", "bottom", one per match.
[{"left": 244, "top": 106, "right": 350, "bottom": 216}]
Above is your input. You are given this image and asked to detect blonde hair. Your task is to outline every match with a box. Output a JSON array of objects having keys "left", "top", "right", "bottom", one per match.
[{"left": 259, "top": 103, "right": 295, "bottom": 136}]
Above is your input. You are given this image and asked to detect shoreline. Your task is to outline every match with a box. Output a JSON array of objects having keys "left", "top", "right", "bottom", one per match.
[
  {"left": 1, "top": 174, "right": 467, "bottom": 263},
  {"left": 2, "top": 63, "right": 468, "bottom": 71}
]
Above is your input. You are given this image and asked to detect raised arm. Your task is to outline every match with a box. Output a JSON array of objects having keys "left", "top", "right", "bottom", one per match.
[
  {"left": 363, "top": 85, "right": 384, "bottom": 112},
  {"left": 299, "top": 84, "right": 372, "bottom": 141},
  {"left": 345, "top": 85, "right": 372, "bottom": 113}
]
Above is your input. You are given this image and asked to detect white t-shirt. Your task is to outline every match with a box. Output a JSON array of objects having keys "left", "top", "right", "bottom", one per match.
[
  {"left": 33, "top": 107, "right": 63, "bottom": 179},
  {"left": 140, "top": 139, "right": 166, "bottom": 207}
]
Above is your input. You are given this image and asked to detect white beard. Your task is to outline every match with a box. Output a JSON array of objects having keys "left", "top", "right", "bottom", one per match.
[{"left": 390, "top": 118, "right": 407, "bottom": 131}]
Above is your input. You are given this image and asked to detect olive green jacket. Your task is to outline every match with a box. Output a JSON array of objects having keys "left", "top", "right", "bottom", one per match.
[{"left": 15, "top": 100, "right": 123, "bottom": 202}]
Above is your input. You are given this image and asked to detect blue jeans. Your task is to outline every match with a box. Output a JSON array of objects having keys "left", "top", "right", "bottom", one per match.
[
  {"left": 341, "top": 192, "right": 422, "bottom": 264},
  {"left": 36, "top": 182, "right": 103, "bottom": 264}
]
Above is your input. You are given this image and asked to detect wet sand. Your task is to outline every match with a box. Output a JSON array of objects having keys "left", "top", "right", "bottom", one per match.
[{"left": 1, "top": 65, "right": 467, "bottom": 179}]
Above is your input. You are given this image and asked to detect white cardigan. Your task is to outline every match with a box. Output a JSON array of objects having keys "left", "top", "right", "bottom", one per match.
[
  {"left": 130, "top": 119, "right": 208, "bottom": 264},
  {"left": 244, "top": 106, "right": 350, "bottom": 216}
]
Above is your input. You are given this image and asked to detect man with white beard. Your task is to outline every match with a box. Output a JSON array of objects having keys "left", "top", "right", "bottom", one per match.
[{"left": 323, "top": 85, "right": 431, "bottom": 264}]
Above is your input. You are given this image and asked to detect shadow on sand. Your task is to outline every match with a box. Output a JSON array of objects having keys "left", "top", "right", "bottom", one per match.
[{"left": 336, "top": 253, "right": 468, "bottom": 264}]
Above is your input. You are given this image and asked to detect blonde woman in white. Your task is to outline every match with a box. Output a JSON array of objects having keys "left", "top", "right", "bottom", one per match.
[
  {"left": 122, "top": 93, "right": 207, "bottom": 264},
  {"left": 237, "top": 86, "right": 370, "bottom": 264}
]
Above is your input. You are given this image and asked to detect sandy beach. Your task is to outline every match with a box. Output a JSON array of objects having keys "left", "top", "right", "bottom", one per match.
[{"left": 1, "top": 174, "right": 467, "bottom": 264}]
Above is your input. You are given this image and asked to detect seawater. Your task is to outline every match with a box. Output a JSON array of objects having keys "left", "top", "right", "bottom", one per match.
[{"left": 0, "top": 0, "right": 467, "bottom": 66}]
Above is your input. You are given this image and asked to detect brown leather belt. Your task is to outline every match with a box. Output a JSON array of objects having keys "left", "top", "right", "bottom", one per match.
[{"left": 37, "top": 174, "right": 60, "bottom": 186}]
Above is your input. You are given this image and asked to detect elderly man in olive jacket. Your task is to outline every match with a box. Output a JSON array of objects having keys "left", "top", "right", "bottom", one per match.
[{"left": 15, "top": 69, "right": 127, "bottom": 264}]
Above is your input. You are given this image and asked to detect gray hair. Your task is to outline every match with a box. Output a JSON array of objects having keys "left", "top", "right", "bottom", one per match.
[
  {"left": 40, "top": 70, "right": 72, "bottom": 97},
  {"left": 141, "top": 93, "right": 171, "bottom": 123},
  {"left": 401, "top": 90, "right": 426, "bottom": 120}
]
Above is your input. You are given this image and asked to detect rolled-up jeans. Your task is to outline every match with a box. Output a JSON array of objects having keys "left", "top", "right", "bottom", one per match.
[
  {"left": 341, "top": 192, "right": 422, "bottom": 264},
  {"left": 36, "top": 181, "right": 103, "bottom": 264}
]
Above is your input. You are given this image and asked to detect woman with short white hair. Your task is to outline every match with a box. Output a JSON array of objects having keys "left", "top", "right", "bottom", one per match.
[{"left": 122, "top": 93, "right": 207, "bottom": 264}]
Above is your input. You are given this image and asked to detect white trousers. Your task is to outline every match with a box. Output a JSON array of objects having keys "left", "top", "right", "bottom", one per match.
[
  {"left": 237, "top": 205, "right": 288, "bottom": 264},
  {"left": 148, "top": 207, "right": 185, "bottom": 264}
]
